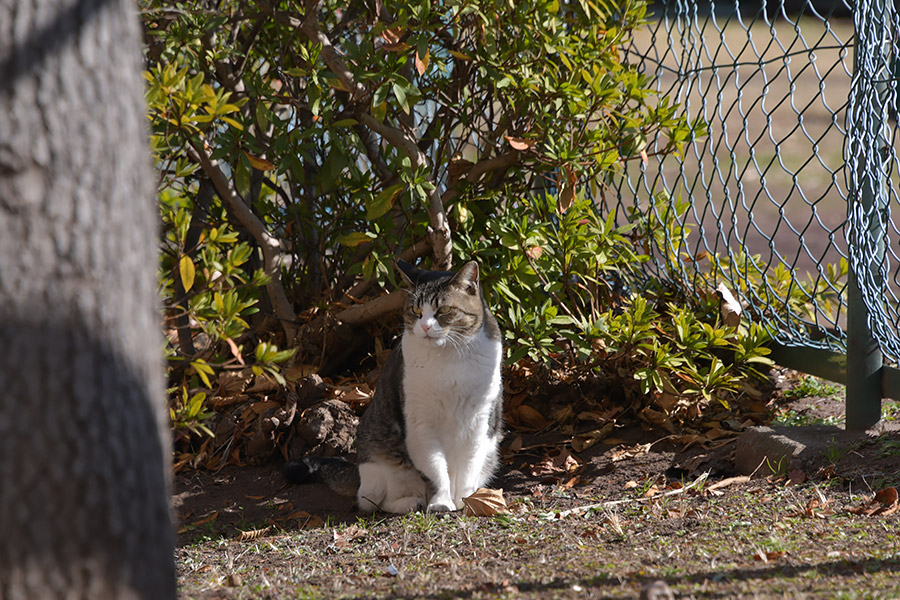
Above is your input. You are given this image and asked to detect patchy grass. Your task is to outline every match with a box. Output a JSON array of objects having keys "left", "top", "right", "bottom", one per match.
[
  {"left": 175, "top": 426, "right": 900, "bottom": 600},
  {"left": 176, "top": 478, "right": 900, "bottom": 600},
  {"left": 782, "top": 377, "right": 843, "bottom": 402}
]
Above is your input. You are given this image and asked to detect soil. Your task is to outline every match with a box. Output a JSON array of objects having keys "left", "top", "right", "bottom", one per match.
[{"left": 174, "top": 377, "right": 900, "bottom": 600}]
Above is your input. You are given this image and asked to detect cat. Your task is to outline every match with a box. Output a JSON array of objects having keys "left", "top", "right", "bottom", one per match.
[{"left": 285, "top": 259, "right": 504, "bottom": 513}]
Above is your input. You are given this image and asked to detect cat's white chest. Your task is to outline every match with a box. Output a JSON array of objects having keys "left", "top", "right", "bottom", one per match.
[{"left": 401, "top": 330, "right": 501, "bottom": 424}]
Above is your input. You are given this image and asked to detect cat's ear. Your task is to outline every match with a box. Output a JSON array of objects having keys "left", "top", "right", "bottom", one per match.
[
  {"left": 396, "top": 259, "right": 419, "bottom": 287},
  {"left": 452, "top": 261, "right": 480, "bottom": 295}
]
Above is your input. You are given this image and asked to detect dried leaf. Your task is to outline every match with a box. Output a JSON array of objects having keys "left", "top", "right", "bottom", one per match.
[
  {"left": 191, "top": 511, "right": 219, "bottom": 527},
  {"left": 571, "top": 421, "right": 615, "bottom": 453},
  {"left": 512, "top": 405, "right": 551, "bottom": 431},
  {"left": 415, "top": 46, "right": 430, "bottom": 76},
  {"left": 217, "top": 369, "right": 253, "bottom": 395},
  {"left": 332, "top": 524, "right": 368, "bottom": 549},
  {"left": 529, "top": 448, "right": 580, "bottom": 479},
  {"left": 875, "top": 487, "right": 899, "bottom": 506},
  {"left": 463, "top": 488, "right": 510, "bottom": 516},
  {"left": 557, "top": 164, "right": 577, "bottom": 213},
  {"left": 381, "top": 27, "right": 402, "bottom": 45},
  {"left": 236, "top": 526, "right": 271, "bottom": 541},
  {"left": 504, "top": 135, "right": 536, "bottom": 151},
  {"left": 716, "top": 283, "right": 742, "bottom": 327},
  {"left": 294, "top": 511, "right": 325, "bottom": 529},
  {"left": 788, "top": 469, "right": 806, "bottom": 485},
  {"left": 244, "top": 152, "right": 275, "bottom": 171},
  {"left": 751, "top": 549, "right": 786, "bottom": 562},
  {"left": 225, "top": 337, "right": 245, "bottom": 365}
]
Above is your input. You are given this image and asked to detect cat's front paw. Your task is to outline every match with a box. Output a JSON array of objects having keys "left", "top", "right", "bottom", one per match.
[{"left": 427, "top": 495, "right": 457, "bottom": 513}]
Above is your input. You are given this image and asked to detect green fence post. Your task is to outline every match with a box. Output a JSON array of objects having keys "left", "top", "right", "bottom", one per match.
[{"left": 846, "top": 0, "right": 890, "bottom": 430}]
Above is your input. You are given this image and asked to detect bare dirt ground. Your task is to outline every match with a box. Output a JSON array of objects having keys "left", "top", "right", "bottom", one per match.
[{"left": 174, "top": 373, "right": 900, "bottom": 600}]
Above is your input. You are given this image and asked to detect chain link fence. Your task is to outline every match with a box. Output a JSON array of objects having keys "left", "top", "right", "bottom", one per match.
[{"left": 615, "top": 0, "right": 900, "bottom": 380}]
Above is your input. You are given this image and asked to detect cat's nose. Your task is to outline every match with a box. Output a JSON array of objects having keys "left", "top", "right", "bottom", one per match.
[{"left": 421, "top": 322, "right": 431, "bottom": 332}]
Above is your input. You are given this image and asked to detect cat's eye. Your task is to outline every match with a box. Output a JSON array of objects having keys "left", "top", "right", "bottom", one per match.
[
  {"left": 412, "top": 306, "right": 423, "bottom": 317},
  {"left": 435, "top": 306, "right": 451, "bottom": 316}
]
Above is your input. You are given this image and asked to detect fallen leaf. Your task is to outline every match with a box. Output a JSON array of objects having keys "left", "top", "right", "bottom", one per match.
[
  {"left": 875, "top": 487, "right": 899, "bottom": 506},
  {"left": 751, "top": 549, "right": 787, "bottom": 562},
  {"left": 529, "top": 448, "right": 581, "bottom": 478},
  {"left": 571, "top": 421, "right": 615, "bottom": 453},
  {"left": 217, "top": 369, "right": 254, "bottom": 395},
  {"left": 236, "top": 526, "right": 271, "bottom": 541},
  {"left": 463, "top": 488, "right": 510, "bottom": 516},
  {"left": 191, "top": 511, "right": 219, "bottom": 527},
  {"left": 512, "top": 404, "right": 551, "bottom": 431},
  {"left": 332, "top": 524, "right": 368, "bottom": 549},
  {"left": 788, "top": 469, "right": 807, "bottom": 485}
]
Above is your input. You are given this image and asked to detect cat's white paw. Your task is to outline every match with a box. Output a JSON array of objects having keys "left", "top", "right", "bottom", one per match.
[
  {"left": 427, "top": 495, "right": 457, "bottom": 513},
  {"left": 383, "top": 496, "right": 426, "bottom": 514}
]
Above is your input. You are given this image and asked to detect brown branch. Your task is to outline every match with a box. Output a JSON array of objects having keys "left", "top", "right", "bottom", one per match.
[
  {"left": 441, "top": 151, "right": 520, "bottom": 205},
  {"left": 339, "top": 237, "right": 432, "bottom": 304},
  {"left": 335, "top": 290, "right": 407, "bottom": 325},
  {"left": 263, "top": 0, "right": 454, "bottom": 270},
  {"left": 186, "top": 139, "right": 298, "bottom": 341}
]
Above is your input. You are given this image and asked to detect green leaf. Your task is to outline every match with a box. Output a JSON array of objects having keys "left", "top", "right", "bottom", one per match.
[
  {"left": 190, "top": 360, "right": 215, "bottom": 388},
  {"left": 179, "top": 255, "right": 196, "bottom": 292},
  {"left": 337, "top": 232, "right": 376, "bottom": 246},
  {"left": 393, "top": 82, "right": 409, "bottom": 114},
  {"left": 367, "top": 184, "right": 405, "bottom": 220}
]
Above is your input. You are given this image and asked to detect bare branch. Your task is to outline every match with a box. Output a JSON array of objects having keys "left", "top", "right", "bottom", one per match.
[
  {"left": 186, "top": 139, "right": 298, "bottom": 341},
  {"left": 335, "top": 290, "right": 406, "bottom": 325}
]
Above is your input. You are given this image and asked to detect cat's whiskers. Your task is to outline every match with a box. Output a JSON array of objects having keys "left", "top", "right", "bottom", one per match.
[{"left": 443, "top": 328, "right": 474, "bottom": 355}]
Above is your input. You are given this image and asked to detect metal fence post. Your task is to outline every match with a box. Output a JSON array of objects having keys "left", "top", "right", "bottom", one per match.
[{"left": 846, "top": 0, "right": 890, "bottom": 430}]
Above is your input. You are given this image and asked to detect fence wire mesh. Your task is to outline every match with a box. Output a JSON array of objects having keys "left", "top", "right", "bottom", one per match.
[{"left": 616, "top": 0, "right": 900, "bottom": 363}]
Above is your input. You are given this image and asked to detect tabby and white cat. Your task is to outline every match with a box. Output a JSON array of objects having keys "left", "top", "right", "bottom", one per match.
[{"left": 285, "top": 260, "right": 504, "bottom": 513}]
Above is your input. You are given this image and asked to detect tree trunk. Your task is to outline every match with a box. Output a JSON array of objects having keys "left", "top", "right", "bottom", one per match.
[{"left": 0, "top": 0, "right": 176, "bottom": 598}]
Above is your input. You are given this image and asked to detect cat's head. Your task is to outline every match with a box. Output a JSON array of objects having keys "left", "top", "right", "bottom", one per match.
[{"left": 397, "top": 260, "right": 486, "bottom": 348}]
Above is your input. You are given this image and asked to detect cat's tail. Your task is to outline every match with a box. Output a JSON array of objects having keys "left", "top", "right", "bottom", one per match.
[{"left": 283, "top": 456, "right": 360, "bottom": 497}]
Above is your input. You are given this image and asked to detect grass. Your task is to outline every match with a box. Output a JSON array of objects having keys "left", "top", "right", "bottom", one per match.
[
  {"left": 782, "top": 376, "right": 843, "bottom": 401},
  {"left": 176, "top": 479, "right": 900, "bottom": 599}
]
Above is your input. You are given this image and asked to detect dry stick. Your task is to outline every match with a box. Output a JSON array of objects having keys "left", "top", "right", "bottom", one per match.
[
  {"left": 554, "top": 471, "right": 710, "bottom": 518},
  {"left": 186, "top": 140, "right": 297, "bottom": 341},
  {"left": 335, "top": 290, "right": 407, "bottom": 326}
]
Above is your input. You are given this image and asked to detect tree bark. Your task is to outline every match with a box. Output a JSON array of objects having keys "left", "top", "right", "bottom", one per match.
[{"left": 0, "top": 0, "right": 176, "bottom": 598}]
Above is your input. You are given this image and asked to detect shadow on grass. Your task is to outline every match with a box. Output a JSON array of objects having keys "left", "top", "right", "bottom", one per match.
[{"left": 348, "top": 556, "right": 900, "bottom": 599}]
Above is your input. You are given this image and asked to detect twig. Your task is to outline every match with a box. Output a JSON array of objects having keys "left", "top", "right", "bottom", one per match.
[{"left": 554, "top": 472, "right": 710, "bottom": 518}]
